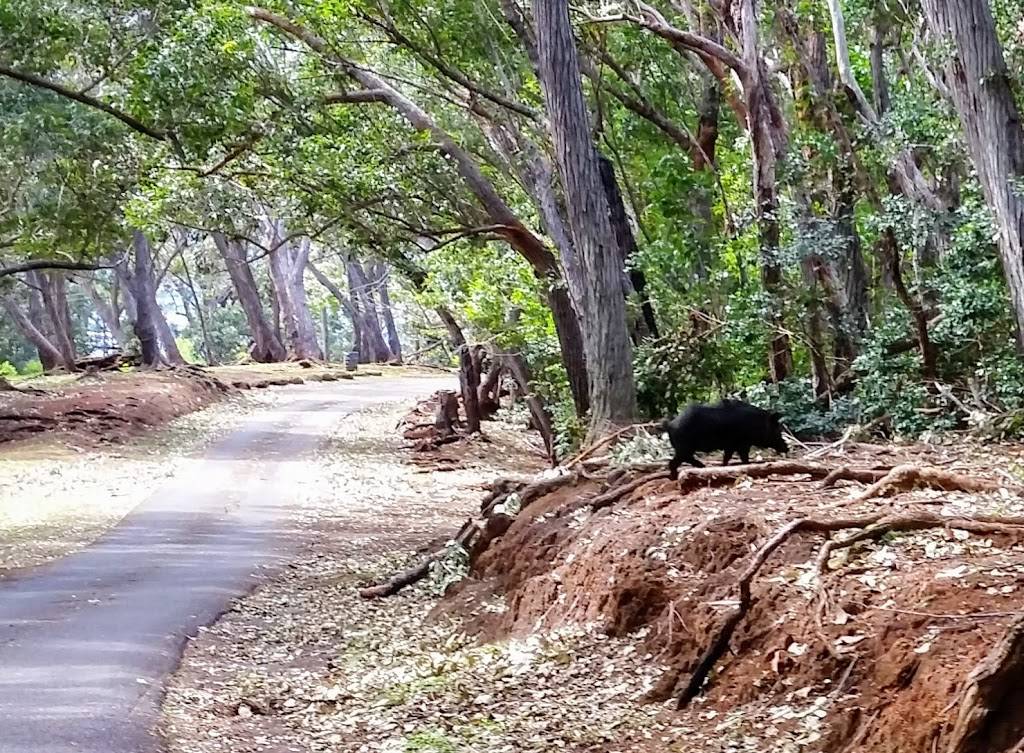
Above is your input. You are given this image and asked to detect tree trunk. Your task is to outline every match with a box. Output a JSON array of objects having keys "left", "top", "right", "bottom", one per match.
[
  {"left": 373, "top": 263, "right": 403, "bottom": 362},
  {"left": 495, "top": 348, "right": 557, "bottom": 464},
  {"left": 265, "top": 221, "right": 323, "bottom": 361},
  {"left": 1, "top": 295, "right": 68, "bottom": 370},
  {"left": 346, "top": 260, "right": 392, "bottom": 362},
  {"left": 435, "top": 308, "right": 481, "bottom": 435},
  {"left": 597, "top": 154, "right": 658, "bottom": 341},
  {"left": 79, "top": 277, "right": 127, "bottom": 347},
  {"left": 534, "top": 0, "right": 638, "bottom": 436},
  {"left": 879, "top": 227, "right": 938, "bottom": 379},
  {"left": 801, "top": 257, "right": 832, "bottom": 400},
  {"left": 35, "top": 272, "right": 76, "bottom": 366},
  {"left": 212, "top": 232, "right": 285, "bottom": 362},
  {"left": 920, "top": 0, "right": 1024, "bottom": 352},
  {"left": 128, "top": 231, "right": 184, "bottom": 367},
  {"left": 308, "top": 260, "right": 362, "bottom": 355}
]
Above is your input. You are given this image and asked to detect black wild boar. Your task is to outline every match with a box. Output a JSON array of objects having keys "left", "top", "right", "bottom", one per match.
[{"left": 662, "top": 400, "right": 788, "bottom": 479}]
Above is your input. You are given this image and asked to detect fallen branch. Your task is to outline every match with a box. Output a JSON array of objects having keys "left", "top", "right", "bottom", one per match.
[
  {"left": 855, "top": 464, "right": 1005, "bottom": 501},
  {"left": 564, "top": 421, "right": 659, "bottom": 468},
  {"left": 359, "top": 518, "right": 476, "bottom": 599}
]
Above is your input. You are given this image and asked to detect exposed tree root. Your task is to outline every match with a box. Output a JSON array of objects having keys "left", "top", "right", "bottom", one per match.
[
  {"left": 943, "top": 613, "right": 1024, "bottom": 753},
  {"left": 591, "top": 470, "right": 670, "bottom": 511},
  {"left": 677, "top": 512, "right": 1024, "bottom": 708},
  {"left": 855, "top": 463, "right": 1005, "bottom": 501},
  {"left": 674, "top": 461, "right": 838, "bottom": 491},
  {"left": 820, "top": 466, "right": 892, "bottom": 488}
]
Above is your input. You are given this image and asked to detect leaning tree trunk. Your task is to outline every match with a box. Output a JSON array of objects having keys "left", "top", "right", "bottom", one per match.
[
  {"left": 1, "top": 295, "right": 68, "bottom": 370},
  {"left": 920, "top": 0, "right": 1024, "bottom": 352},
  {"left": 346, "top": 260, "right": 392, "bottom": 363},
  {"left": 266, "top": 222, "right": 323, "bottom": 361},
  {"left": 534, "top": 0, "right": 638, "bottom": 437},
  {"left": 79, "top": 277, "right": 127, "bottom": 347},
  {"left": 373, "top": 262, "right": 403, "bottom": 363},
  {"left": 436, "top": 307, "right": 482, "bottom": 435},
  {"left": 128, "top": 231, "right": 184, "bottom": 367},
  {"left": 35, "top": 271, "right": 77, "bottom": 366},
  {"left": 212, "top": 232, "right": 286, "bottom": 362},
  {"left": 308, "top": 260, "right": 363, "bottom": 357}
]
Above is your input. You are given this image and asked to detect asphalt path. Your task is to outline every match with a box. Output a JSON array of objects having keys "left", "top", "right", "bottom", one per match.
[{"left": 0, "top": 375, "right": 452, "bottom": 753}]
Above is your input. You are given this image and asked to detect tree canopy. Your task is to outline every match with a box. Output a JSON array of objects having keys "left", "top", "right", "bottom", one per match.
[{"left": 2, "top": 0, "right": 1024, "bottom": 444}]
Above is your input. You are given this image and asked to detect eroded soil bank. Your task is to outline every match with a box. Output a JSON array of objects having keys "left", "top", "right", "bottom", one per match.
[{"left": 161, "top": 419, "right": 1024, "bottom": 753}]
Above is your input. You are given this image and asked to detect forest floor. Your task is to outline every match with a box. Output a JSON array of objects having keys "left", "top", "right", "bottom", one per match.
[
  {"left": 159, "top": 411, "right": 1024, "bottom": 753},
  {"left": 0, "top": 362, "right": 443, "bottom": 573}
]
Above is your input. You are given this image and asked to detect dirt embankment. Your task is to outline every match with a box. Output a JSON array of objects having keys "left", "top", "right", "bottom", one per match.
[
  {"left": 0, "top": 367, "right": 232, "bottom": 445},
  {"left": 444, "top": 441, "right": 1024, "bottom": 753},
  {"left": 0, "top": 363, "right": 433, "bottom": 447}
]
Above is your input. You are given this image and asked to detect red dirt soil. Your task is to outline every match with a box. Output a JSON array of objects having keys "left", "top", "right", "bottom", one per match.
[
  {"left": 443, "top": 441, "right": 1024, "bottom": 753},
  {"left": 0, "top": 367, "right": 231, "bottom": 446}
]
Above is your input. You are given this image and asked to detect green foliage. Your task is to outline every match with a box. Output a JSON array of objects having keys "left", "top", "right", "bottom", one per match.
[
  {"left": 403, "top": 729, "right": 457, "bottom": 753},
  {"left": 0, "top": 361, "right": 17, "bottom": 378},
  {"left": 175, "top": 337, "right": 200, "bottom": 364},
  {"left": 745, "top": 379, "right": 859, "bottom": 439},
  {"left": 21, "top": 359, "right": 42, "bottom": 376}
]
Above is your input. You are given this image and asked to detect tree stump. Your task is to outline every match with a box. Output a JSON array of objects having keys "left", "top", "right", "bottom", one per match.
[{"left": 435, "top": 390, "right": 461, "bottom": 437}]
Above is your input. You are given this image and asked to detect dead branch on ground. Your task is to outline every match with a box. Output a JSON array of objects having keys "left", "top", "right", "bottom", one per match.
[
  {"left": 565, "top": 421, "right": 659, "bottom": 468},
  {"left": 359, "top": 518, "right": 476, "bottom": 599}
]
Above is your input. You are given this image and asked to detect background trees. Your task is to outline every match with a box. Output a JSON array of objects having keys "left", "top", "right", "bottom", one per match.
[{"left": 2, "top": 0, "right": 1023, "bottom": 444}]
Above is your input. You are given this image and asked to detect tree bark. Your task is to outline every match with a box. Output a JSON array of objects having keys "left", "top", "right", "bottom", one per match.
[
  {"left": 920, "top": 0, "right": 1024, "bottom": 352},
  {"left": 1, "top": 295, "right": 68, "bottom": 370},
  {"left": 435, "top": 308, "right": 481, "bottom": 435},
  {"left": 212, "top": 232, "right": 286, "bottom": 362},
  {"left": 373, "top": 263, "right": 403, "bottom": 362},
  {"left": 534, "top": 0, "right": 638, "bottom": 436},
  {"left": 495, "top": 347, "right": 557, "bottom": 464},
  {"left": 346, "top": 260, "right": 392, "bottom": 362},
  {"left": 176, "top": 252, "right": 215, "bottom": 364},
  {"left": 35, "top": 271, "right": 76, "bottom": 366},
  {"left": 597, "top": 154, "right": 658, "bottom": 341},
  {"left": 308, "top": 260, "right": 363, "bottom": 355},
  {"left": 128, "top": 231, "right": 184, "bottom": 367},
  {"left": 79, "top": 277, "right": 126, "bottom": 347},
  {"left": 265, "top": 221, "right": 323, "bottom": 361}
]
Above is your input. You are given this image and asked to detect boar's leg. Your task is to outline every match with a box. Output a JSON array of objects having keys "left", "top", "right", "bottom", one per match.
[
  {"left": 668, "top": 454, "right": 683, "bottom": 480},
  {"left": 738, "top": 446, "right": 750, "bottom": 464},
  {"left": 722, "top": 448, "right": 734, "bottom": 465}
]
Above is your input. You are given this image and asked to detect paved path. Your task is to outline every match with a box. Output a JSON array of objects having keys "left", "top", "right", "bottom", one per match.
[{"left": 0, "top": 376, "right": 452, "bottom": 753}]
